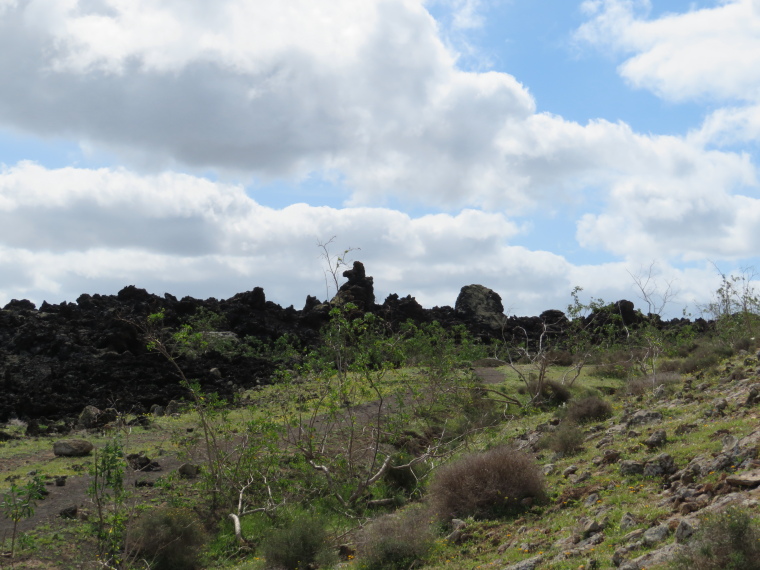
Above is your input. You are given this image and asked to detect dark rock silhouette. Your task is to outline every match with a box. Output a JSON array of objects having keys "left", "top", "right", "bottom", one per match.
[
  {"left": 332, "top": 261, "right": 375, "bottom": 311},
  {"left": 0, "top": 261, "right": 700, "bottom": 424},
  {"left": 455, "top": 284, "right": 506, "bottom": 333}
]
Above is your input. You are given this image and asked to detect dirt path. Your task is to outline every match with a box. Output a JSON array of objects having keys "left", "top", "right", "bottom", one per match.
[{"left": 1, "top": 367, "right": 506, "bottom": 547}]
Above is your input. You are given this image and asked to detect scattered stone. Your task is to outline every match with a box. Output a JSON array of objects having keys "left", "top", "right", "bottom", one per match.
[
  {"left": 623, "top": 529, "right": 645, "bottom": 542},
  {"left": 150, "top": 404, "right": 164, "bottom": 417},
  {"left": 708, "top": 453, "right": 733, "bottom": 472},
  {"left": 165, "top": 400, "right": 181, "bottom": 415},
  {"left": 726, "top": 468, "right": 760, "bottom": 487},
  {"left": 620, "top": 460, "right": 645, "bottom": 476},
  {"left": 643, "top": 524, "right": 670, "bottom": 546},
  {"left": 619, "top": 543, "right": 685, "bottom": 570},
  {"left": 643, "top": 453, "right": 677, "bottom": 477},
  {"left": 721, "top": 434, "right": 739, "bottom": 454},
  {"left": 745, "top": 384, "right": 760, "bottom": 406},
  {"left": 503, "top": 555, "right": 543, "bottom": 570},
  {"left": 581, "top": 518, "right": 604, "bottom": 537},
  {"left": 59, "top": 506, "right": 78, "bottom": 519},
  {"left": 455, "top": 284, "right": 507, "bottom": 332},
  {"left": 675, "top": 424, "right": 697, "bottom": 435},
  {"left": 675, "top": 519, "right": 695, "bottom": 543},
  {"left": 542, "top": 463, "right": 555, "bottom": 475},
  {"left": 446, "top": 519, "right": 467, "bottom": 543},
  {"left": 596, "top": 435, "right": 614, "bottom": 448},
  {"left": 563, "top": 465, "right": 578, "bottom": 478},
  {"left": 77, "top": 405, "right": 101, "bottom": 429},
  {"left": 54, "top": 475, "right": 67, "bottom": 487},
  {"left": 601, "top": 450, "right": 621, "bottom": 465},
  {"left": 569, "top": 471, "right": 591, "bottom": 484},
  {"left": 127, "top": 453, "right": 161, "bottom": 472},
  {"left": 178, "top": 463, "right": 199, "bottom": 478},
  {"left": 620, "top": 513, "right": 639, "bottom": 532},
  {"left": 612, "top": 547, "right": 629, "bottom": 567},
  {"left": 645, "top": 429, "right": 668, "bottom": 449},
  {"left": 627, "top": 410, "right": 663, "bottom": 427},
  {"left": 584, "top": 493, "right": 600, "bottom": 507},
  {"left": 53, "top": 439, "right": 94, "bottom": 457}
]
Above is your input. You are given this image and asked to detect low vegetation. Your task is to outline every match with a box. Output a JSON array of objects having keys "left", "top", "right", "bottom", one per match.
[{"left": 3, "top": 268, "right": 760, "bottom": 570}]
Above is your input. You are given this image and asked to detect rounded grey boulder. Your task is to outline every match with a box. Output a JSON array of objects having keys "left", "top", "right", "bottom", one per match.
[{"left": 53, "top": 439, "right": 94, "bottom": 457}]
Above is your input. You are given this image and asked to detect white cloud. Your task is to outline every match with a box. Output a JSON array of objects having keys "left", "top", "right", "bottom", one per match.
[
  {"left": 0, "top": 0, "right": 754, "bottom": 220},
  {"left": 689, "top": 104, "right": 760, "bottom": 147},
  {"left": 1, "top": 1, "right": 760, "bottom": 317},
  {"left": 0, "top": 161, "right": 750, "bottom": 318},
  {"left": 576, "top": 0, "right": 760, "bottom": 103}
]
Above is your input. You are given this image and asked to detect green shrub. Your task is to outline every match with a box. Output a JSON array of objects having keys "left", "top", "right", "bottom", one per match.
[
  {"left": 680, "top": 342, "right": 734, "bottom": 374},
  {"left": 548, "top": 350, "right": 574, "bottom": 367},
  {"left": 358, "top": 506, "right": 434, "bottom": 570},
  {"left": 669, "top": 506, "right": 760, "bottom": 570},
  {"left": 261, "top": 513, "right": 336, "bottom": 570},
  {"left": 538, "top": 422, "right": 585, "bottom": 456},
  {"left": 733, "top": 337, "right": 753, "bottom": 352},
  {"left": 383, "top": 451, "right": 428, "bottom": 498},
  {"left": 626, "top": 371, "right": 682, "bottom": 396},
  {"left": 588, "top": 348, "right": 640, "bottom": 379},
  {"left": 428, "top": 446, "right": 545, "bottom": 520},
  {"left": 564, "top": 396, "right": 613, "bottom": 424},
  {"left": 129, "top": 507, "right": 205, "bottom": 570},
  {"left": 658, "top": 359, "right": 682, "bottom": 373}
]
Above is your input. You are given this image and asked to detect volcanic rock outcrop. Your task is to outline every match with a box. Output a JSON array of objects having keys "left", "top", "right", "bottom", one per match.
[{"left": 0, "top": 262, "right": 697, "bottom": 424}]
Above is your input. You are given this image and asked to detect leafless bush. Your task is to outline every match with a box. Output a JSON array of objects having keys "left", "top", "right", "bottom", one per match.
[
  {"left": 548, "top": 350, "right": 574, "bottom": 366},
  {"left": 565, "top": 396, "right": 612, "bottom": 424},
  {"left": 358, "top": 505, "right": 435, "bottom": 570},
  {"left": 537, "top": 422, "right": 585, "bottom": 456},
  {"left": 627, "top": 371, "right": 682, "bottom": 396},
  {"left": 658, "top": 359, "right": 681, "bottom": 373},
  {"left": 427, "top": 446, "right": 545, "bottom": 520},
  {"left": 128, "top": 507, "right": 205, "bottom": 570}
]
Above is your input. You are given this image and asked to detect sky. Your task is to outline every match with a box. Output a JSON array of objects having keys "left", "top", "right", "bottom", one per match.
[{"left": 1, "top": 0, "right": 760, "bottom": 318}]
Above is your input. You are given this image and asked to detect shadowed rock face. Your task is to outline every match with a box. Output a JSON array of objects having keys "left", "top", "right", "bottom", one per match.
[{"left": 455, "top": 284, "right": 506, "bottom": 333}]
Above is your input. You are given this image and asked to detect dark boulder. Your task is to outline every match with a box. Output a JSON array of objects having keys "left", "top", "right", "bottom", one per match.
[
  {"left": 455, "top": 284, "right": 506, "bottom": 332},
  {"left": 333, "top": 261, "right": 375, "bottom": 311}
]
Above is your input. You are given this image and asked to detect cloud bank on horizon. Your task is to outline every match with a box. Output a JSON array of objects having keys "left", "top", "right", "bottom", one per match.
[{"left": 1, "top": 0, "right": 759, "bottom": 317}]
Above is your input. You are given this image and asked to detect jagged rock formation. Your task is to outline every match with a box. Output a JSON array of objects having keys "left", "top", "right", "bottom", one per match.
[
  {"left": 0, "top": 262, "right": 698, "bottom": 424},
  {"left": 455, "top": 284, "right": 507, "bottom": 333}
]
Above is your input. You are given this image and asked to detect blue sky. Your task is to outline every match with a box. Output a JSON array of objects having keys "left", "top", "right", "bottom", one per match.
[{"left": 1, "top": 0, "right": 759, "bottom": 318}]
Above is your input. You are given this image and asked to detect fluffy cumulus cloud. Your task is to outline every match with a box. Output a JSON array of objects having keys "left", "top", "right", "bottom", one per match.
[
  {"left": 1, "top": 0, "right": 759, "bottom": 315},
  {"left": 0, "top": 0, "right": 536, "bottom": 208},
  {"left": 0, "top": 161, "right": 560, "bottom": 312},
  {"left": 0, "top": 161, "right": 733, "bottom": 317},
  {"left": 577, "top": 0, "right": 760, "bottom": 103},
  {"left": 572, "top": 0, "right": 760, "bottom": 264},
  {"left": 0, "top": 0, "right": 750, "bottom": 215},
  {"left": 577, "top": 0, "right": 760, "bottom": 146}
]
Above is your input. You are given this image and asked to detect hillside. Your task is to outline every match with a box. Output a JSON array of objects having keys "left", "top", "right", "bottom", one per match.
[{"left": 2, "top": 266, "right": 759, "bottom": 570}]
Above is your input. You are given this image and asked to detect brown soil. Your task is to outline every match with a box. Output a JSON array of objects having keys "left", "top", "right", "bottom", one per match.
[{"left": 0, "top": 367, "right": 506, "bottom": 565}]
